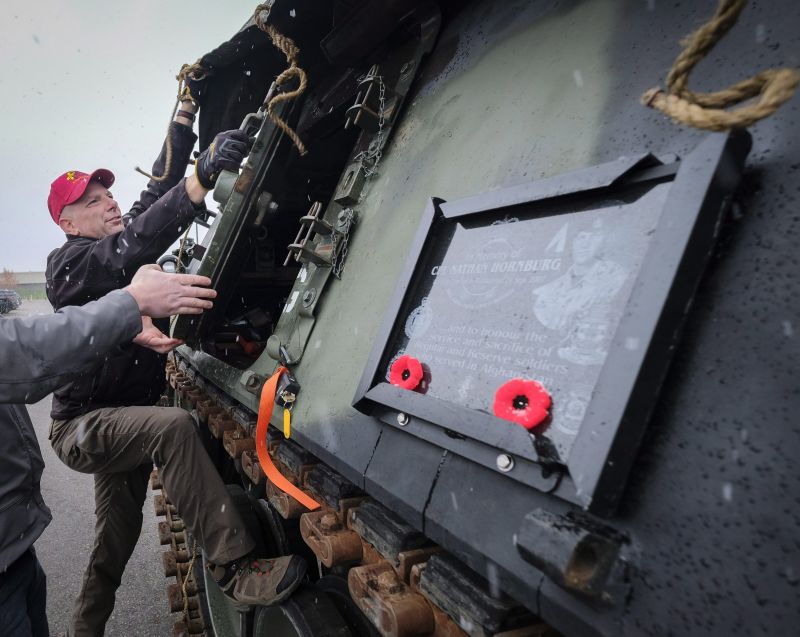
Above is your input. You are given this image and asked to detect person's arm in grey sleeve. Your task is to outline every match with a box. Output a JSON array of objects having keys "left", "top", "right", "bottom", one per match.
[
  {"left": 0, "top": 290, "right": 142, "bottom": 404},
  {"left": 0, "top": 265, "right": 216, "bottom": 403}
]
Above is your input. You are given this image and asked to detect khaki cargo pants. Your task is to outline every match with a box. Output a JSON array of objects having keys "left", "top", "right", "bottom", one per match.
[{"left": 50, "top": 406, "right": 256, "bottom": 637}]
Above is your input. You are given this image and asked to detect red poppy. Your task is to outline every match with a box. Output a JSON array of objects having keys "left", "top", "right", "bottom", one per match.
[
  {"left": 389, "top": 355, "right": 424, "bottom": 390},
  {"left": 493, "top": 378, "right": 551, "bottom": 430}
]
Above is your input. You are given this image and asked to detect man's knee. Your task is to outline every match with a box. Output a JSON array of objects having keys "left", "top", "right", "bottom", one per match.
[{"left": 155, "top": 407, "right": 197, "bottom": 444}]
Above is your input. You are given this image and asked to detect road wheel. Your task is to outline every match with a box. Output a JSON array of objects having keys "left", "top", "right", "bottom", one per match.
[
  {"left": 252, "top": 585, "right": 355, "bottom": 637},
  {"left": 316, "top": 575, "right": 381, "bottom": 637}
]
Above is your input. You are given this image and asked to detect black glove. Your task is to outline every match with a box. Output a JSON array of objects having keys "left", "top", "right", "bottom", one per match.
[{"left": 194, "top": 129, "right": 252, "bottom": 189}]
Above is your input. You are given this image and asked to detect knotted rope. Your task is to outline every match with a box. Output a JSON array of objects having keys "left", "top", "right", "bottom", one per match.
[
  {"left": 641, "top": 0, "right": 800, "bottom": 131},
  {"left": 135, "top": 62, "right": 207, "bottom": 181},
  {"left": 254, "top": 3, "right": 308, "bottom": 155}
]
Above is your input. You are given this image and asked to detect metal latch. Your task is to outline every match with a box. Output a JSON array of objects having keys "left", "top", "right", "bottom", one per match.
[
  {"left": 284, "top": 202, "right": 334, "bottom": 266},
  {"left": 345, "top": 65, "right": 398, "bottom": 133},
  {"left": 276, "top": 371, "right": 300, "bottom": 408}
]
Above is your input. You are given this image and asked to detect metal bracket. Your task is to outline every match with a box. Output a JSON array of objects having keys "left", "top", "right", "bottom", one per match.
[
  {"left": 345, "top": 65, "right": 399, "bottom": 133},
  {"left": 284, "top": 201, "right": 352, "bottom": 269}
]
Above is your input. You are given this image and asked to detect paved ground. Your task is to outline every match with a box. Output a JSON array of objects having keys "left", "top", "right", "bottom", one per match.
[{"left": 5, "top": 300, "right": 175, "bottom": 636}]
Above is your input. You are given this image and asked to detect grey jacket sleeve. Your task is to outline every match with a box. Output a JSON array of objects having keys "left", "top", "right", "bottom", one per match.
[{"left": 0, "top": 289, "right": 143, "bottom": 404}]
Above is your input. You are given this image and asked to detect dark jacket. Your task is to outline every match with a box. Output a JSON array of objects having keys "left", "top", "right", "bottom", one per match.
[
  {"left": 46, "top": 122, "right": 203, "bottom": 420},
  {"left": 0, "top": 290, "right": 142, "bottom": 571}
]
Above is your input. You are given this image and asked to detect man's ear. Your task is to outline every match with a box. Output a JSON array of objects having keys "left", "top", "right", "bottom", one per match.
[{"left": 59, "top": 216, "right": 79, "bottom": 236}]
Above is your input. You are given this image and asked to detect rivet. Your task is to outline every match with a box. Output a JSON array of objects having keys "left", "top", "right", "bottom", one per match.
[
  {"left": 496, "top": 454, "right": 514, "bottom": 472},
  {"left": 302, "top": 288, "right": 317, "bottom": 307}
]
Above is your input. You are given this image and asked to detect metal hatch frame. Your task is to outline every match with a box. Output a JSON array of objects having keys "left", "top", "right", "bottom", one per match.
[
  {"left": 170, "top": 97, "right": 293, "bottom": 344},
  {"left": 353, "top": 131, "right": 751, "bottom": 516}
]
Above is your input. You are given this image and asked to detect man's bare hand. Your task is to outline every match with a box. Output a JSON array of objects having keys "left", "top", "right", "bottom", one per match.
[
  {"left": 133, "top": 317, "right": 184, "bottom": 354},
  {"left": 125, "top": 264, "right": 216, "bottom": 318}
]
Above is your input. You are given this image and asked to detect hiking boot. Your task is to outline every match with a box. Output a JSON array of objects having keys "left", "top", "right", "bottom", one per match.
[{"left": 211, "top": 555, "right": 306, "bottom": 607}]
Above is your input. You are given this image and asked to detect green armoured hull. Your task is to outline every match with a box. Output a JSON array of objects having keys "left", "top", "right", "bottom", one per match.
[{"left": 160, "top": 2, "right": 800, "bottom": 636}]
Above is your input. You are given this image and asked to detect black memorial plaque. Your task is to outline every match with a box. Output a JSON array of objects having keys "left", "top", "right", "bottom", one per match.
[
  {"left": 354, "top": 132, "right": 751, "bottom": 514},
  {"left": 379, "top": 186, "right": 667, "bottom": 463}
]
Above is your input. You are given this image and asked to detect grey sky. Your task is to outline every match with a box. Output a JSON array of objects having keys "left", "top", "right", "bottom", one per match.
[{"left": 0, "top": 1, "right": 253, "bottom": 272}]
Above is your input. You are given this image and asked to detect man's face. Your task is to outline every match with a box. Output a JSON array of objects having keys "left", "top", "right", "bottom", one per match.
[
  {"left": 572, "top": 230, "right": 603, "bottom": 265},
  {"left": 59, "top": 180, "right": 123, "bottom": 239}
]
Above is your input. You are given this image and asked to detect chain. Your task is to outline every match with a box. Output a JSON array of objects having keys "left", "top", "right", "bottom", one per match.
[
  {"left": 354, "top": 73, "right": 386, "bottom": 178},
  {"left": 331, "top": 208, "right": 356, "bottom": 278}
]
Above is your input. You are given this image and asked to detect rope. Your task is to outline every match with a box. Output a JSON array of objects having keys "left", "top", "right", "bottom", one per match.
[
  {"left": 254, "top": 3, "right": 309, "bottom": 155},
  {"left": 182, "top": 539, "right": 198, "bottom": 617},
  {"left": 135, "top": 61, "right": 207, "bottom": 181},
  {"left": 641, "top": 0, "right": 800, "bottom": 131}
]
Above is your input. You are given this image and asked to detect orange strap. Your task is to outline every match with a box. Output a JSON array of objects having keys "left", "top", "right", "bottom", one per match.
[{"left": 255, "top": 366, "right": 321, "bottom": 510}]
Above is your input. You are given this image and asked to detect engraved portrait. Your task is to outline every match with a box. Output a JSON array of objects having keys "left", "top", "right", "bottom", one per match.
[{"left": 532, "top": 220, "right": 627, "bottom": 362}]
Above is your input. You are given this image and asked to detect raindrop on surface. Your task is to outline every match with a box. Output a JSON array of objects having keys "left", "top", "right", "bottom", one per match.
[
  {"left": 755, "top": 24, "right": 766, "bottom": 44},
  {"left": 572, "top": 69, "right": 584, "bottom": 88},
  {"left": 782, "top": 320, "right": 794, "bottom": 337},
  {"left": 624, "top": 336, "right": 639, "bottom": 351},
  {"left": 721, "top": 482, "right": 734, "bottom": 502},
  {"left": 221, "top": 504, "right": 226, "bottom": 513},
  {"left": 486, "top": 561, "right": 501, "bottom": 599},
  {"left": 450, "top": 492, "right": 459, "bottom": 511},
  {"left": 740, "top": 429, "right": 749, "bottom": 443}
]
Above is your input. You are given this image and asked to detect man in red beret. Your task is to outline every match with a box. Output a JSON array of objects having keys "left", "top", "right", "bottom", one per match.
[{"left": 45, "top": 104, "right": 305, "bottom": 637}]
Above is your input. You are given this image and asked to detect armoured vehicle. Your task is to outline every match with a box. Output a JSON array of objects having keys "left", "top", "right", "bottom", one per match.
[{"left": 156, "top": 2, "right": 800, "bottom": 636}]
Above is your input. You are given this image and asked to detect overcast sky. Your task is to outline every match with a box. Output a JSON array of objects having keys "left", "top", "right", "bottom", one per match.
[{"left": 0, "top": 1, "right": 254, "bottom": 272}]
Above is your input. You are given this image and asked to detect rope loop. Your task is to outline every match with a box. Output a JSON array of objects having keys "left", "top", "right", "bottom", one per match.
[
  {"left": 135, "top": 60, "right": 207, "bottom": 182},
  {"left": 253, "top": 2, "right": 308, "bottom": 155},
  {"left": 642, "top": 0, "right": 800, "bottom": 131}
]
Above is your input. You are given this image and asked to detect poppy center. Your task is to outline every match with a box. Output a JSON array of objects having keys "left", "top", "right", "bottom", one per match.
[
  {"left": 512, "top": 394, "right": 529, "bottom": 410},
  {"left": 402, "top": 369, "right": 411, "bottom": 381}
]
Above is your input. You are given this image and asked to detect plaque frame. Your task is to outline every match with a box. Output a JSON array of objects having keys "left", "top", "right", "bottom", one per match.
[{"left": 353, "top": 132, "right": 751, "bottom": 516}]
